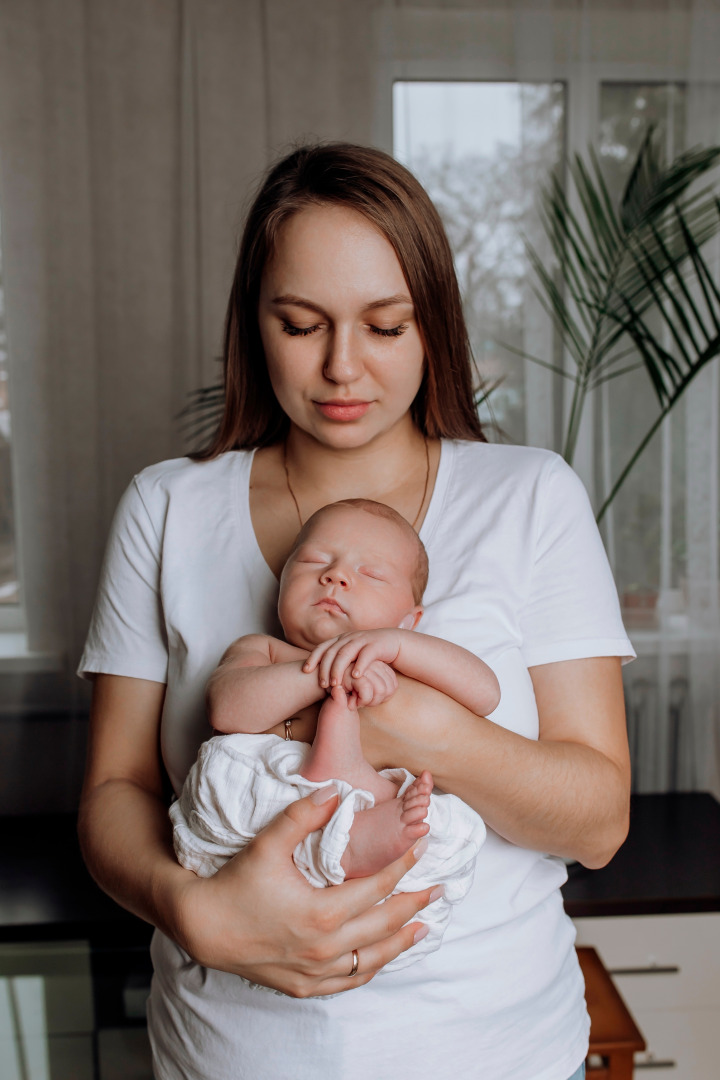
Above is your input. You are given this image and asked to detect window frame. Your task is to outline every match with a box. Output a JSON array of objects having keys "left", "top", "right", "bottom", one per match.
[{"left": 372, "top": 4, "right": 720, "bottom": 606}]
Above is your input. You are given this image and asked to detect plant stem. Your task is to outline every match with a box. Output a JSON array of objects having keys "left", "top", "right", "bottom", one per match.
[
  {"left": 562, "top": 374, "right": 587, "bottom": 465},
  {"left": 595, "top": 405, "right": 670, "bottom": 524}
]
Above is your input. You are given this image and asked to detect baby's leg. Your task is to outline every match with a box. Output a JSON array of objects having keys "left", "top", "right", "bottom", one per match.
[
  {"left": 300, "top": 685, "right": 396, "bottom": 803},
  {"left": 342, "top": 771, "right": 433, "bottom": 879}
]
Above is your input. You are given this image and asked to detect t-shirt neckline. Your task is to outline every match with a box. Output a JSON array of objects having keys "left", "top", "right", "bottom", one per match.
[{"left": 239, "top": 439, "right": 455, "bottom": 585}]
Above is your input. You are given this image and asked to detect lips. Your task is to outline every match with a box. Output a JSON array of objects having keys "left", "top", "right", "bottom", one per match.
[
  {"left": 315, "top": 400, "right": 371, "bottom": 421},
  {"left": 314, "top": 597, "right": 347, "bottom": 615}
]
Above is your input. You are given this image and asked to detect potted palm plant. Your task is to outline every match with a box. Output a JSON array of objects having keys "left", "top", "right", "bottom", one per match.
[{"left": 516, "top": 127, "right": 720, "bottom": 522}]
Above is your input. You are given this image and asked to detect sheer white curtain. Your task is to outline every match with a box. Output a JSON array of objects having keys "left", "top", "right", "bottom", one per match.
[
  {"left": 379, "top": 0, "right": 720, "bottom": 797},
  {"left": 0, "top": 0, "right": 717, "bottom": 801}
]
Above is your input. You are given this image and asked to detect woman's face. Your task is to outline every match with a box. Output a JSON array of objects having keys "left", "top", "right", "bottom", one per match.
[{"left": 257, "top": 203, "right": 425, "bottom": 449}]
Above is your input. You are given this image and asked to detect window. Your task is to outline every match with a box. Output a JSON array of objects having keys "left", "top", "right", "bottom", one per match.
[
  {"left": 394, "top": 81, "right": 565, "bottom": 447},
  {"left": 379, "top": 4, "right": 720, "bottom": 794}
]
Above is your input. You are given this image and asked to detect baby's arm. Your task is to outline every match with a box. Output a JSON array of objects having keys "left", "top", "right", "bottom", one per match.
[
  {"left": 207, "top": 634, "right": 325, "bottom": 735},
  {"left": 306, "top": 630, "right": 500, "bottom": 718}
]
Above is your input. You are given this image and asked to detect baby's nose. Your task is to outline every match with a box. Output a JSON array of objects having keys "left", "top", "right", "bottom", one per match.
[{"left": 321, "top": 567, "right": 350, "bottom": 588}]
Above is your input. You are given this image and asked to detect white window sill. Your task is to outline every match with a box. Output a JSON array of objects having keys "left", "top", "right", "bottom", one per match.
[{"left": 0, "top": 632, "right": 64, "bottom": 673}]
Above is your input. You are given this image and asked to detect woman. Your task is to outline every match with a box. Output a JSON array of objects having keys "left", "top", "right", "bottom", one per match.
[{"left": 78, "top": 143, "right": 632, "bottom": 1080}]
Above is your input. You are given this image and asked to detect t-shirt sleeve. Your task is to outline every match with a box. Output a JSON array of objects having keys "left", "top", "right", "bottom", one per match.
[
  {"left": 77, "top": 476, "right": 169, "bottom": 682},
  {"left": 519, "top": 456, "right": 635, "bottom": 668}
]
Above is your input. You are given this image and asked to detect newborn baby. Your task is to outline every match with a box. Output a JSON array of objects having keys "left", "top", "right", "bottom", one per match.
[{"left": 171, "top": 499, "right": 500, "bottom": 970}]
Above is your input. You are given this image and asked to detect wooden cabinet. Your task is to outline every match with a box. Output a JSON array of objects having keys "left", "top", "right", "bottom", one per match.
[{"left": 574, "top": 913, "right": 720, "bottom": 1078}]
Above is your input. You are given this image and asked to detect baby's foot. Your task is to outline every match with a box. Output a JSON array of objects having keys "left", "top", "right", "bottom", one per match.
[
  {"left": 300, "top": 685, "right": 395, "bottom": 802},
  {"left": 341, "top": 770, "right": 434, "bottom": 879}
]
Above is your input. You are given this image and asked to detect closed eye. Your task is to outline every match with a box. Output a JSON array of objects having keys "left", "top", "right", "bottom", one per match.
[
  {"left": 282, "top": 322, "right": 320, "bottom": 337},
  {"left": 359, "top": 567, "right": 388, "bottom": 581},
  {"left": 370, "top": 324, "right": 407, "bottom": 338},
  {"left": 282, "top": 321, "right": 407, "bottom": 339}
]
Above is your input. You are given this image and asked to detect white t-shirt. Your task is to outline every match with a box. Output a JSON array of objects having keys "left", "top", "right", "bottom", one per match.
[{"left": 79, "top": 439, "right": 634, "bottom": 1080}]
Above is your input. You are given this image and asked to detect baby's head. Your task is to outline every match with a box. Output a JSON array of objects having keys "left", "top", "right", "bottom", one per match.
[{"left": 278, "top": 500, "right": 428, "bottom": 651}]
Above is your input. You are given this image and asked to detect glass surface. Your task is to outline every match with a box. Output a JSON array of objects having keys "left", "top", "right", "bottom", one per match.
[
  {"left": 0, "top": 942, "right": 94, "bottom": 1080},
  {"left": 0, "top": 941, "right": 153, "bottom": 1080},
  {"left": 598, "top": 83, "right": 688, "bottom": 597},
  {"left": 0, "top": 211, "right": 19, "bottom": 607},
  {"left": 393, "top": 81, "right": 566, "bottom": 445}
]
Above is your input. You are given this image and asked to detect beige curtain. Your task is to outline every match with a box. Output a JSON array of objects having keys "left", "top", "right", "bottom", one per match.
[
  {"left": 0, "top": 0, "right": 718, "bottom": 804},
  {"left": 0, "top": 0, "right": 375, "bottom": 714}
]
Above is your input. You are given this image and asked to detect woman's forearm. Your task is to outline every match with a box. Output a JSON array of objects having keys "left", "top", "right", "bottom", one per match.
[
  {"left": 78, "top": 778, "right": 193, "bottom": 940},
  {"left": 360, "top": 673, "right": 630, "bottom": 869}
]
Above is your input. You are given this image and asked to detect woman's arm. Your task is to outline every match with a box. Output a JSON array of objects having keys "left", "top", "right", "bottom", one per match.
[
  {"left": 359, "top": 657, "right": 630, "bottom": 869},
  {"left": 79, "top": 674, "right": 438, "bottom": 996}
]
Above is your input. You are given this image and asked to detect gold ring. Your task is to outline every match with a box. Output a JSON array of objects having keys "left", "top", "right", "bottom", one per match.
[{"left": 348, "top": 949, "right": 359, "bottom": 977}]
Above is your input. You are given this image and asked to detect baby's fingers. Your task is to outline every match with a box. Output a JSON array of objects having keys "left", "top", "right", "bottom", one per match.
[
  {"left": 327, "top": 643, "right": 363, "bottom": 687},
  {"left": 319, "top": 644, "right": 349, "bottom": 688},
  {"left": 350, "top": 642, "right": 387, "bottom": 678},
  {"left": 352, "top": 675, "right": 375, "bottom": 707},
  {"left": 303, "top": 637, "right": 339, "bottom": 675}
]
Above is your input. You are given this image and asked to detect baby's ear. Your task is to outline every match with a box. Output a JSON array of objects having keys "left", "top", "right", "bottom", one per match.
[{"left": 399, "top": 607, "right": 423, "bottom": 631}]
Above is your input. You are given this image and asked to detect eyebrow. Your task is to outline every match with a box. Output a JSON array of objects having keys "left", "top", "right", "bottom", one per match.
[{"left": 270, "top": 294, "right": 413, "bottom": 318}]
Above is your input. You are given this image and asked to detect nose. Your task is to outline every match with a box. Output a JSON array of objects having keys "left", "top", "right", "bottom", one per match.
[
  {"left": 323, "top": 326, "right": 364, "bottom": 385},
  {"left": 320, "top": 565, "right": 350, "bottom": 588}
]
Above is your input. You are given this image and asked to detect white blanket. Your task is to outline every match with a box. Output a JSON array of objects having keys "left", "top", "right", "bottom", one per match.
[{"left": 171, "top": 732, "right": 486, "bottom": 972}]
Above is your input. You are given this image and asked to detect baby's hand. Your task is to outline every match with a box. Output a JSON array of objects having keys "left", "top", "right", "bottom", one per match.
[
  {"left": 344, "top": 659, "right": 398, "bottom": 708},
  {"left": 304, "top": 629, "right": 403, "bottom": 691}
]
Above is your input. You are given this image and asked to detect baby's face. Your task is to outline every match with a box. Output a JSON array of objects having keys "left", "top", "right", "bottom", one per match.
[{"left": 278, "top": 505, "right": 422, "bottom": 650}]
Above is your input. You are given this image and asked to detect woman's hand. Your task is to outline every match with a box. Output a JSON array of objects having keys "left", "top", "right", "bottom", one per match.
[
  {"left": 80, "top": 674, "right": 435, "bottom": 1000},
  {"left": 358, "top": 659, "right": 631, "bottom": 869},
  {"left": 174, "top": 786, "right": 435, "bottom": 997}
]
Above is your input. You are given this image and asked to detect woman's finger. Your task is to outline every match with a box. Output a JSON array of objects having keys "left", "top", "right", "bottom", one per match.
[
  {"left": 254, "top": 784, "right": 340, "bottom": 863},
  {"left": 319, "top": 836, "right": 431, "bottom": 924},
  {"left": 314, "top": 918, "right": 431, "bottom": 994}
]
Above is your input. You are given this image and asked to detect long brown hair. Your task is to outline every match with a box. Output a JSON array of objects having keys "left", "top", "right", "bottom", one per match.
[{"left": 195, "top": 142, "right": 485, "bottom": 458}]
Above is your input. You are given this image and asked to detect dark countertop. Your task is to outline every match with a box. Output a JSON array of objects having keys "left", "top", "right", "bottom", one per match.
[
  {"left": 563, "top": 791, "right": 720, "bottom": 918},
  {"left": 1, "top": 792, "right": 719, "bottom": 944},
  {"left": 0, "top": 813, "right": 152, "bottom": 946}
]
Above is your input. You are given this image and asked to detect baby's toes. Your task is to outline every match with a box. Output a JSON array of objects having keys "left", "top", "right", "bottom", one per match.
[
  {"left": 405, "top": 819, "right": 430, "bottom": 840},
  {"left": 401, "top": 797, "right": 431, "bottom": 825},
  {"left": 416, "top": 769, "right": 434, "bottom": 794}
]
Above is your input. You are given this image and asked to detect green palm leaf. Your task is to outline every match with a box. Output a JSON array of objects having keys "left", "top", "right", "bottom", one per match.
[{"left": 524, "top": 127, "right": 720, "bottom": 518}]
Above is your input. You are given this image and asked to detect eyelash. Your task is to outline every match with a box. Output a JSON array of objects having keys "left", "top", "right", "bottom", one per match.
[{"left": 281, "top": 322, "right": 408, "bottom": 339}]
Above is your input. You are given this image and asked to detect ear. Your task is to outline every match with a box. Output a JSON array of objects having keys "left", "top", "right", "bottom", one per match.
[{"left": 398, "top": 607, "right": 423, "bottom": 631}]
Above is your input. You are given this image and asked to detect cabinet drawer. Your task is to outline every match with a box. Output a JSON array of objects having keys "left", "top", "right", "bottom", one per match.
[
  {"left": 573, "top": 914, "right": 720, "bottom": 1009},
  {"left": 0, "top": 941, "right": 94, "bottom": 1035},
  {"left": 631, "top": 1007, "right": 719, "bottom": 1079}
]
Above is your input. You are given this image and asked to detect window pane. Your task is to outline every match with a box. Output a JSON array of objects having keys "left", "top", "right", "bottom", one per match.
[
  {"left": 393, "top": 81, "right": 566, "bottom": 446},
  {"left": 598, "top": 83, "right": 687, "bottom": 601},
  {"left": 0, "top": 221, "right": 19, "bottom": 605}
]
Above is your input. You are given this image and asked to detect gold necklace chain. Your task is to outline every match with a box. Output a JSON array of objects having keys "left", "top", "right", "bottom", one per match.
[{"left": 282, "top": 436, "right": 430, "bottom": 532}]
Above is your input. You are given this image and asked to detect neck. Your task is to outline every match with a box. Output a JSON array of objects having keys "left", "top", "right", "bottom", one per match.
[{"left": 284, "top": 417, "right": 427, "bottom": 506}]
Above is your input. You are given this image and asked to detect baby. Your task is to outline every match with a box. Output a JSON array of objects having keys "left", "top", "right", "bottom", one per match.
[{"left": 171, "top": 499, "right": 500, "bottom": 969}]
